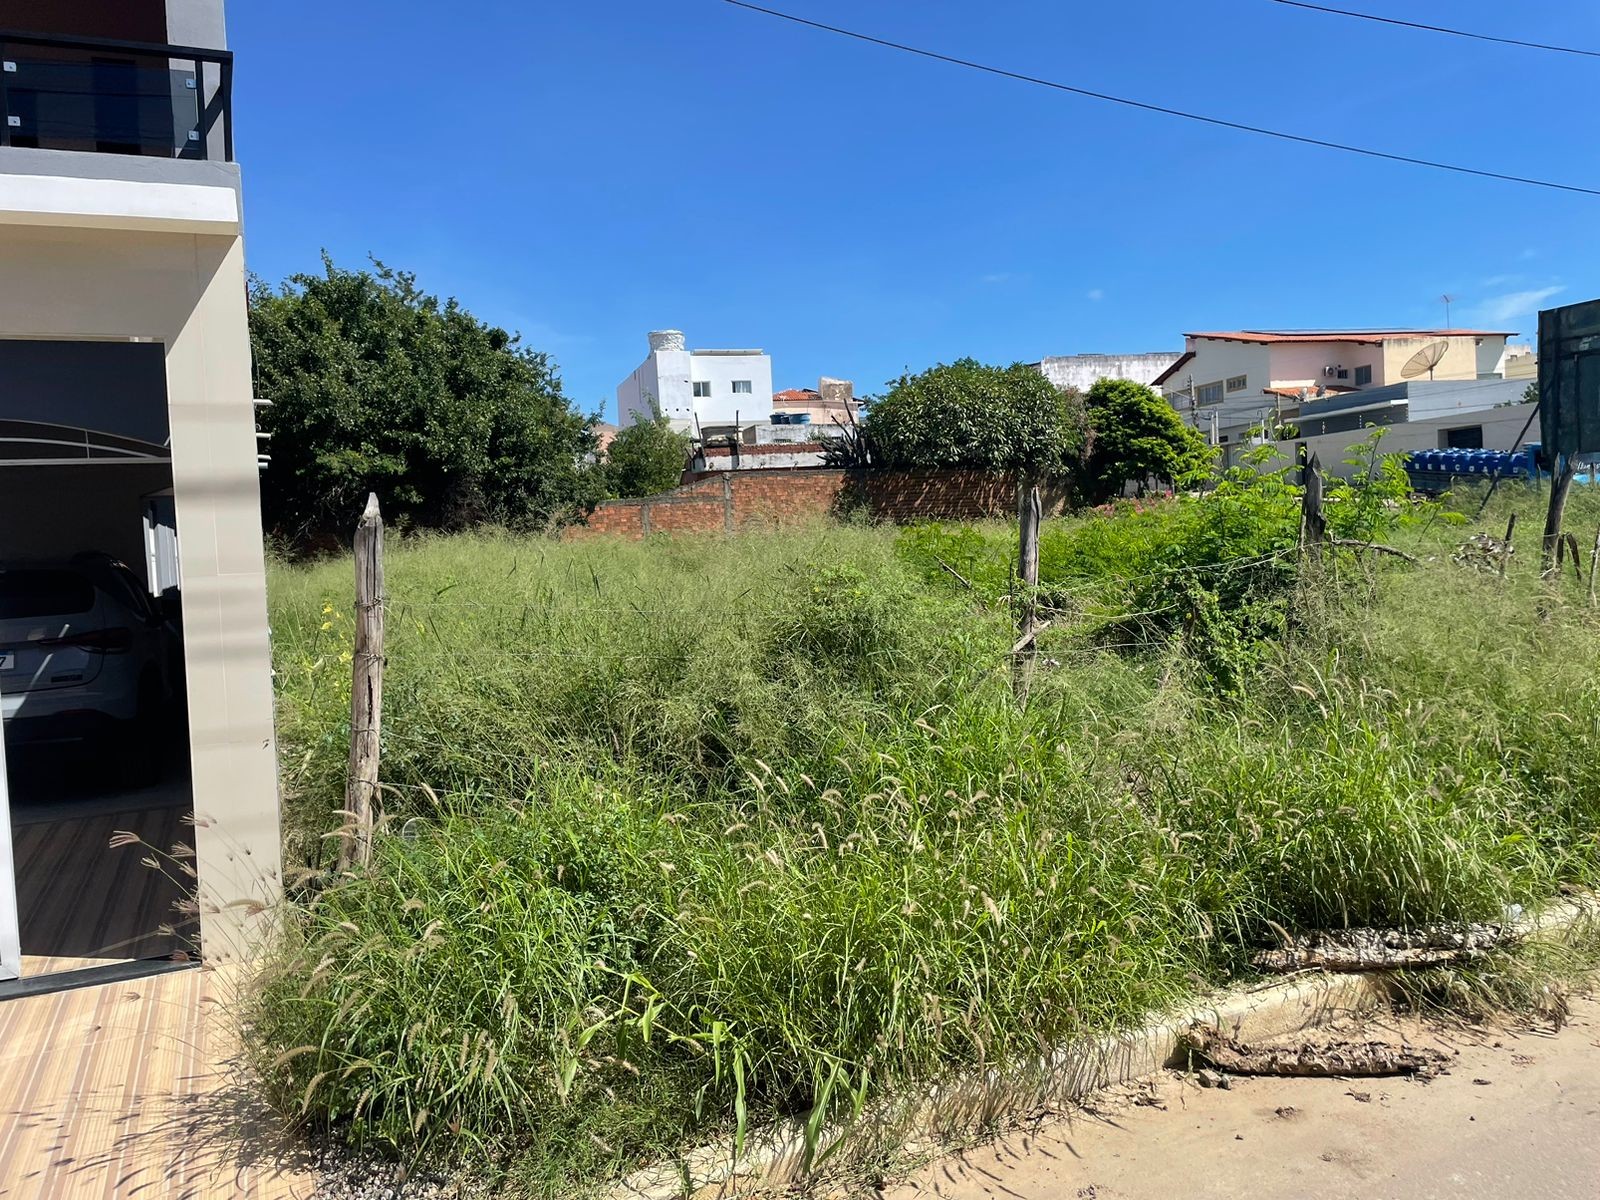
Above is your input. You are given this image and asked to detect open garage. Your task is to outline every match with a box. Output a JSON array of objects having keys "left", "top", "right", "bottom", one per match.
[{"left": 0, "top": 338, "right": 196, "bottom": 976}]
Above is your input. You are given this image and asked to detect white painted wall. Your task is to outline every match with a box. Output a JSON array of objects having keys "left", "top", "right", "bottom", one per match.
[
  {"left": 616, "top": 339, "right": 773, "bottom": 431},
  {"left": 1475, "top": 337, "right": 1510, "bottom": 379},
  {"left": 1233, "top": 402, "right": 1541, "bottom": 477},
  {"left": 1038, "top": 352, "right": 1181, "bottom": 392},
  {"left": 688, "top": 352, "right": 773, "bottom": 426},
  {"left": 616, "top": 356, "right": 659, "bottom": 427},
  {"left": 1160, "top": 339, "right": 1271, "bottom": 430}
]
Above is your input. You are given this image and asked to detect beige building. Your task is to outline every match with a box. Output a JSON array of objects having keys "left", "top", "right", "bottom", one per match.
[
  {"left": 1153, "top": 329, "right": 1516, "bottom": 443},
  {"left": 0, "top": 1, "right": 279, "bottom": 989}
]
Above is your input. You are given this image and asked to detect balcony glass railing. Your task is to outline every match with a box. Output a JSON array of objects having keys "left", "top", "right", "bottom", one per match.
[{"left": 0, "top": 31, "right": 233, "bottom": 161}]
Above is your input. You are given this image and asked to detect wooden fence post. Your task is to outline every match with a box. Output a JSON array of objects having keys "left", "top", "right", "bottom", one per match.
[
  {"left": 1013, "top": 478, "right": 1042, "bottom": 701},
  {"left": 1301, "top": 453, "right": 1326, "bottom": 558},
  {"left": 1499, "top": 513, "right": 1516, "bottom": 580},
  {"left": 340, "top": 493, "right": 385, "bottom": 872},
  {"left": 1542, "top": 455, "right": 1576, "bottom": 574},
  {"left": 1589, "top": 526, "right": 1600, "bottom": 607}
]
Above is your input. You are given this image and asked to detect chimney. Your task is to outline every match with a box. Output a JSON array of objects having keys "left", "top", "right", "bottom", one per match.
[{"left": 648, "top": 330, "right": 686, "bottom": 353}]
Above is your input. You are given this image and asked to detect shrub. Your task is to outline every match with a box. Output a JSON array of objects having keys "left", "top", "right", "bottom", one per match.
[
  {"left": 251, "top": 257, "right": 604, "bottom": 548},
  {"left": 606, "top": 418, "right": 691, "bottom": 498},
  {"left": 1081, "top": 378, "right": 1213, "bottom": 502},
  {"left": 859, "top": 359, "right": 1087, "bottom": 477}
]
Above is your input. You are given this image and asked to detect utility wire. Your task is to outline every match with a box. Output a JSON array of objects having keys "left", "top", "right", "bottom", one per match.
[
  {"left": 1269, "top": 0, "right": 1600, "bottom": 59},
  {"left": 719, "top": 0, "right": 1600, "bottom": 198}
]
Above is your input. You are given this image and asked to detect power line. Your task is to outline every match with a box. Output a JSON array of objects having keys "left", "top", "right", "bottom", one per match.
[
  {"left": 719, "top": 0, "right": 1600, "bottom": 198},
  {"left": 1269, "top": 0, "right": 1600, "bottom": 59}
]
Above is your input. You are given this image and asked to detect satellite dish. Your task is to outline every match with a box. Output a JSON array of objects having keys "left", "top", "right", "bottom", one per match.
[{"left": 1400, "top": 339, "right": 1450, "bottom": 380}]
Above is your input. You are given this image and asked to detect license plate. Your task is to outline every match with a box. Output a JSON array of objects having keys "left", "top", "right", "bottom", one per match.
[{"left": 0, "top": 651, "right": 12, "bottom": 670}]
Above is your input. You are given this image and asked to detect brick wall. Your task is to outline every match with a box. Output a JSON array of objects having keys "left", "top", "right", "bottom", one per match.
[{"left": 571, "top": 468, "right": 1067, "bottom": 540}]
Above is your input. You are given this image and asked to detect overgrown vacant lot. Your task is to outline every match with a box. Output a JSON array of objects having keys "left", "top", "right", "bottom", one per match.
[{"left": 257, "top": 464, "right": 1600, "bottom": 1195}]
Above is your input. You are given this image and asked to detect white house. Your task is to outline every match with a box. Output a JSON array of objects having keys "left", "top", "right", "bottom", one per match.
[
  {"left": 1152, "top": 329, "right": 1516, "bottom": 443},
  {"left": 617, "top": 331, "right": 774, "bottom": 432}
]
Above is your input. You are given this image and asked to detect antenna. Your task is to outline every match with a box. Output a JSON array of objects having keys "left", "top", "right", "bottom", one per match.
[
  {"left": 1400, "top": 339, "right": 1450, "bottom": 381},
  {"left": 1440, "top": 294, "right": 1455, "bottom": 327}
]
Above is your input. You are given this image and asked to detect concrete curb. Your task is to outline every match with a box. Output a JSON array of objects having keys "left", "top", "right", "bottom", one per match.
[{"left": 610, "top": 897, "right": 1598, "bottom": 1200}]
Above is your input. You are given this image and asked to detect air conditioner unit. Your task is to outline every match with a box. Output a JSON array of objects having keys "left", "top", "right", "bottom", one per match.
[{"left": 1323, "top": 366, "right": 1337, "bottom": 378}]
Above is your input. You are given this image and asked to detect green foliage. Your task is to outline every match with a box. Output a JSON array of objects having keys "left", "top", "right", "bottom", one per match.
[
  {"left": 1081, "top": 378, "right": 1214, "bottom": 502},
  {"left": 859, "top": 359, "right": 1087, "bottom": 476},
  {"left": 250, "top": 256, "right": 604, "bottom": 548},
  {"left": 255, "top": 482, "right": 1600, "bottom": 1193},
  {"left": 605, "top": 417, "right": 691, "bottom": 498}
]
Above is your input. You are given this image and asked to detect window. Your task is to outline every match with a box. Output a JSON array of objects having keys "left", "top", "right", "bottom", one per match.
[
  {"left": 1445, "top": 425, "right": 1484, "bottom": 450},
  {"left": 1335, "top": 367, "right": 1350, "bottom": 381},
  {"left": 1226, "top": 375, "right": 1248, "bottom": 392},
  {"left": 0, "top": 570, "right": 95, "bottom": 619},
  {"left": 1354, "top": 364, "right": 1373, "bottom": 387},
  {"left": 732, "top": 380, "right": 753, "bottom": 395},
  {"left": 1196, "top": 381, "right": 1224, "bottom": 406},
  {"left": 692, "top": 381, "right": 711, "bottom": 398}
]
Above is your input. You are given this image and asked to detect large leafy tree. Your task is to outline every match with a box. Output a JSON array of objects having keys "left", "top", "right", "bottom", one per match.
[
  {"left": 251, "top": 257, "right": 604, "bottom": 547},
  {"left": 859, "top": 358, "right": 1087, "bottom": 476},
  {"left": 1082, "top": 378, "right": 1213, "bottom": 502},
  {"left": 606, "top": 417, "right": 691, "bottom": 498}
]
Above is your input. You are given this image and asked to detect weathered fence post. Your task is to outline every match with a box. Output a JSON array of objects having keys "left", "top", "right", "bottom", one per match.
[
  {"left": 1541, "top": 455, "right": 1576, "bottom": 574},
  {"left": 1301, "top": 453, "right": 1326, "bottom": 558},
  {"left": 340, "top": 493, "right": 385, "bottom": 872},
  {"left": 1589, "top": 526, "right": 1600, "bottom": 607},
  {"left": 1012, "top": 478, "right": 1043, "bottom": 702},
  {"left": 1499, "top": 513, "right": 1517, "bottom": 580}
]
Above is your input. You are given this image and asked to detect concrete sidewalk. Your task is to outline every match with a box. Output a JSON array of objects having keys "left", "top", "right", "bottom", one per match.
[{"left": 888, "top": 997, "right": 1600, "bottom": 1200}]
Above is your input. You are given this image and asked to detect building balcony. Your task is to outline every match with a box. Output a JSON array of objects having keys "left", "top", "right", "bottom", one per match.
[
  {"left": 0, "top": 32, "right": 239, "bottom": 235},
  {"left": 1, "top": 30, "right": 232, "bottom": 163}
]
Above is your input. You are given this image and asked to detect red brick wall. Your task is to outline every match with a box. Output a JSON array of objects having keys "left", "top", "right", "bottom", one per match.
[{"left": 571, "top": 469, "right": 1062, "bottom": 540}]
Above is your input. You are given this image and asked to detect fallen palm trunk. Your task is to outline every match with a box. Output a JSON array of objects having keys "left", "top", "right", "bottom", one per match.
[
  {"left": 1253, "top": 922, "right": 1514, "bottom": 973},
  {"left": 1183, "top": 1025, "right": 1450, "bottom": 1079}
]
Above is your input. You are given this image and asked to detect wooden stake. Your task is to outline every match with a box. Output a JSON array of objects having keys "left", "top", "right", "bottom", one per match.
[
  {"left": 1589, "top": 526, "right": 1600, "bottom": 607},
  {"left": 1499, "top": 513, "right": 1516, "bottom": 580},
  {"left": 1301, "top": 453, "right": 1326, "bottom": 559},
  {"left": 1014, "top": 478, "right": 1042, "bottom": 703},
  {"left": 340, "top": 493, "right": 385, "bottom": 872},
  {"left": 1542, "top": 455, "right": 1577, "bottom": 574}
]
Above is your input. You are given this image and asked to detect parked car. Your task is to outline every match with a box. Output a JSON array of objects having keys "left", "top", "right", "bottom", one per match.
[{"left": 0, "top": 553, "right": 177, "bottom": 784}]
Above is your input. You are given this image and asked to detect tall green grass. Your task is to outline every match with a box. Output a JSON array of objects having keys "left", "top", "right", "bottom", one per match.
[{"left": 254, "top": 482, "right": 1600, "bottom": 1194}]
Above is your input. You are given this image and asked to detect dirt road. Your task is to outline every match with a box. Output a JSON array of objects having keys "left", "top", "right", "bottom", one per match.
[{"left": 888, "top": 997, "right": 1600, "bottom": 1200}]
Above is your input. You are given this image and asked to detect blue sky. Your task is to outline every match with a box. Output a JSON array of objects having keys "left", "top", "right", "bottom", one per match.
[{"left": 231, "top": 1, "right": 1598, "bottom": 422}]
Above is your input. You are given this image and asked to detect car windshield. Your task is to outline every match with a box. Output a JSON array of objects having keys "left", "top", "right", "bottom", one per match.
[{"left": 0, "top": 570, "right": 96, "bottom": 619}]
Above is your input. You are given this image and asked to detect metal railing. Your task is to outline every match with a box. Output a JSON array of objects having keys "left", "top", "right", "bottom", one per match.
[{"left": 0, "top": 30, "right": 233, "bottom": 162}]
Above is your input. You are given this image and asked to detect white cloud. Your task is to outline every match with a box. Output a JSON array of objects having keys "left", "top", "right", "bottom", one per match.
[
  {"left": 1465, "top": 285, "right": 1562, "bottom": 327},
  {"left": 1086, "top": 288, "right": 1105, "bottom": 302}
]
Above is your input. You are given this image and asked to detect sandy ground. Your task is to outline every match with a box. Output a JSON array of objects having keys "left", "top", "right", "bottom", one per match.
[{"left": 886, "top": 997, "right": 1600, "bottom": 1200}]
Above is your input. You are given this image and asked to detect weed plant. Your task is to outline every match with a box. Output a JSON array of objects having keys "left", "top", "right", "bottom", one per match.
[{"left": 254, "top": 463, "right": 1600, "bottom": 1193}]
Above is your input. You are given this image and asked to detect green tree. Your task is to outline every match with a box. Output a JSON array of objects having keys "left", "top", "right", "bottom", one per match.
[
  {"left": 250, "top": 257, "right": 604, "bottom": 547},
  {"left": 606, "top": 417, "right": 691, "bottom": 498},
  {"left": 1082, "top": 378, "right": 1213, "bottom": 502},
  {"left": 858, "top": 359, "right": 1087, "bottom": 476}
]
